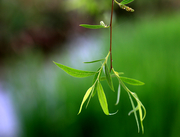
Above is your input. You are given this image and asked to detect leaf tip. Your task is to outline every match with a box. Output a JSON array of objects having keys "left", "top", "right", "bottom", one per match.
[{"left": 109, "top": 110, "right": 119, "bottom": 115}]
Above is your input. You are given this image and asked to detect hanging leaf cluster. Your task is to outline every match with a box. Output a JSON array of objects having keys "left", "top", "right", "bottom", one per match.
[
  {"left": 54, "top": 0, "right": 146, "bottom": 134},
  {"left": 54, "top": 51, "right": 146, "bottom": 133}
]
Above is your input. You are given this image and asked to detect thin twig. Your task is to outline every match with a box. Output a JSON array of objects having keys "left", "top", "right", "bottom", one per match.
[{"left": 110, "top": 0, "right": 114, "bottom": 71}]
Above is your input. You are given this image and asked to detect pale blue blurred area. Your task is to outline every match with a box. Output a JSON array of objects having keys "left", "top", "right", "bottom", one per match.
[
  {"left": 0, "top": 84, "right": 20, "bottom": 137},
  {"left": 0, "top": 0, "right": 180, "bottom": 137}
]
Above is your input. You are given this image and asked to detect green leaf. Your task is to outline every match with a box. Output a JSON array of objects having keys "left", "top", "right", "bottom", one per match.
[
  {"left": 92, "top": 75, "right": 98, "bottom": 97},
  {"left": 78, "top": 86, "right": 93, "bottom": 115},
  {"left": 120, "top": 0, "right": 134, "bottom": 5},
  {"left": 115, "top": 83, "right": 121, "bottom": 105},
  {"left": 80, "top": 21, "right": 109, "bottom": 29},
  {"left": 84, "top": 59, "right": 105, "bottom": 64},
  {"left": 80, "top": 24, "right": 107, "bottom": 29},
  {"left": 54, "top": 61, "right": 97, "bottom": 78},
  {"left": 97, "top": 81, "right": 109, "bottom": 115},
  {"left": 138, "top": 102, "right": 144, "bottom": 133},
  {"left": 104, "top": 64, "right": 114, "bottom": 91},
  {"left": 92, "top": 68, "right": 102, "bottom": 97},
  {"left": 100, "top": 72, "right": 124, "bottom": 81},
  {"left": 120, "top": 76, "right": 144, "bottom": 86},
  {"left": 92, "top": 82, "right": 97, "bottom": 97},
  {"left": 128, "top": 91, "right": 146, "bottom": 133},
  {"left": 127, "top": 92, "right": 140, "bottom": 133}
]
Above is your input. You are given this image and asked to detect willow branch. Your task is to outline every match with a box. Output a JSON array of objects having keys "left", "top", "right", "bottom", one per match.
[{"left": 110, "top": 0, "right": 114, "bottom": 71}]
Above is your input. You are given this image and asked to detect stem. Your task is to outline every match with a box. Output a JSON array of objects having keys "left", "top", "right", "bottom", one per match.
[{"left": 110, "top": 0, "right": 114, "bottom": 71}]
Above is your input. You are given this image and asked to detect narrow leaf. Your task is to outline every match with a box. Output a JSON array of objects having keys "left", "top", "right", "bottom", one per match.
[
  {"left": 104, "top": 64, "right": 114, "bottom": 91},
  {"left": 127, "top": 92, "right": 140, "bottom": 133},
  {"left": 120, "top": 0, "right": 134, "bottom": 5},
  {"left": 85, "top": 86, "right": 94, "bottom": 109},
  {"left": 84, "top": 59, "right": 104, "bottom": 64},
  {"left": 78, "top": 86, "right": 93, "bottom": 114},
  {"left": 100, "top": 72, "right": 124, "bottom": 81},
  {"left": 128, "top": 106, "right": 138, "bottom": 116},
  {"left": 141, "top": 103, "right": 146, "bottom": 121},
  {"left": 92, "top": 68, "right": 102, "bottom": 97},
  {"left": 118, "top": 4, "right": 134, "bottom": 12},
  {"left": 130, "top": 91, "right": 146, "bottom": 133},
  {"left": 54, "top": 61, "right": 96, "bottom": 78},
  {"left": 92, "top": 82, "right": 97, "bottom": 97},
  {"left": 92, "top": 67, "right": 101, "bottom": 83},
  {"left": 80, "top": 24, "right": 108, "bottom": 29},
  {"left": 115, "top": 83, "right": 121, "bottom": 105},
  {"left": 138, "top": 102, "right": 144, "bottom": 133},
  {"left": 120, "top": 76, "right": 144, "bottom": 86},
  {"left": 109, "top": 110, "right": 119, "bottom": 115},
  {"left": 97, "top": 81, "right": 109, "bottom": 115},
  {"left": 91, "top": 73, "right": 98, "bottom": 97}
]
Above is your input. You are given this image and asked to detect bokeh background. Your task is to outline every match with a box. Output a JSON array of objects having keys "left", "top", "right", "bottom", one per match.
[{"left": 0, "top": 0, "right": 180, "bottom": 136}]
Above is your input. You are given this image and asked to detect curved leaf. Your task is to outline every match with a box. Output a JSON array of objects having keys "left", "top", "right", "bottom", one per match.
[
  {"left": 92, "top": 68, "right": 102, "bottom": 97},
  {"left": 120, "top": 76, "right": 144, "bottom": 85},
  {"left": 115, "top": 83, "right": 121, "bottom": 105},
  {"left": 127, "top": 92, "right": 140, "bottom": 133},
  {"left": 104, "top": 64, "right": 114, "bottom": 91},
  {"left": 54, "top": 61, "right": 96, "bottom": 78},
  {"left": 120, "top": 0, "right": 134, "bottom": 5},
  {"left": 97, "top": 81, "right": 109, "bottom": 115},
  {"left": 138, "top": 102, "right": 144, "bottom": 133},
  {"left": 84, "top": 59, "right": 105, "bottom": 64},
  {"left": 79, "top": 24, "right": 109, "bottom": 29},
  {"left": 78, "top": 86, "right": 93, "bottom": 115},
  {"left": 100, "top": 72, "right": 124, "bottom": 81}
]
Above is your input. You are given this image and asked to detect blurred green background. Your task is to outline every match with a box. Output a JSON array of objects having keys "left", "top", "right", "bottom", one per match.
[{"left": 0, "top": 0, "right": 180, "bottom": 137}]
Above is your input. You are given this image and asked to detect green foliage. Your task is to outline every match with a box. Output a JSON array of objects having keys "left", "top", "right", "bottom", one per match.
[
  {"left": 84, "top": 59, "right": 105, "bottom": 63},
  {"left": 53, "top": 61, "right": 97, "bottom": 78},
  {"left": 54, "top": 51, "right": 145, "bottom": 132},
  {"left": 78, "top": 86, "right": 93, "bottom": 114},
  {"left": 97, "top": 81, "right": 109, "bottom": 115},
  {"left": 80, "top": 21, "right": 109, "bottom": 29},
  {"left": 104, "top": 63, "right": 114, "bottom": 91},
  {"left": 113, "top": 68, "right": 146, "bottom": 133},
  {"left": 54, "top": 0, "right": 145, "bottom": 134},
  {"left": 115, "top": 0, "right": 135, "bottom": 12},
  {"left": 120, "top": 76, "right": 145, "bottom": 85},
  {"left": 120, "top": 0, "right": 134, "bottom": 5}
]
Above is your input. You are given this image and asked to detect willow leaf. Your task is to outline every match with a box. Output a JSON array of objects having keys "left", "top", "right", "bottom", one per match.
[
  {"left": 120, "top": 0, "right": 134, "bottom": 5},
  {"left": 115, "top": 83, "right": 121, "bottom": 105},
  {"left": 54, "top": 61, "right": 96, "bottom": 78},
  {"left": 120, "top": 76, "right": 144, "bottom": 86},
  {"left": 92, "top": 73, "right": 99, "bottom": 97},
  {"left": 138, "top": 102, "right": 144, "bottom": 133},
  {"left": 80, "top": 24, "right": 108, "bottom": 29},
  {"left": 92, "top": 68, "right": 102, "bottom": 97},
  {"left": 78, "top": 86, "right": 93, "bottom": 114},
  {"left": 97, "top": 81, "right": 109, "bottom": 115},
  {"left": 100, "top": 72, "right": 124, "bottom": 81},
  {"left": 84, "top": 59, "right": 104, "bottom": 64},
  {"left": 104, "top": 64, "right": 114, "bottom": 91},
  {"left": 127, "top": 92, "right": 140, "bottom": 133}
]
